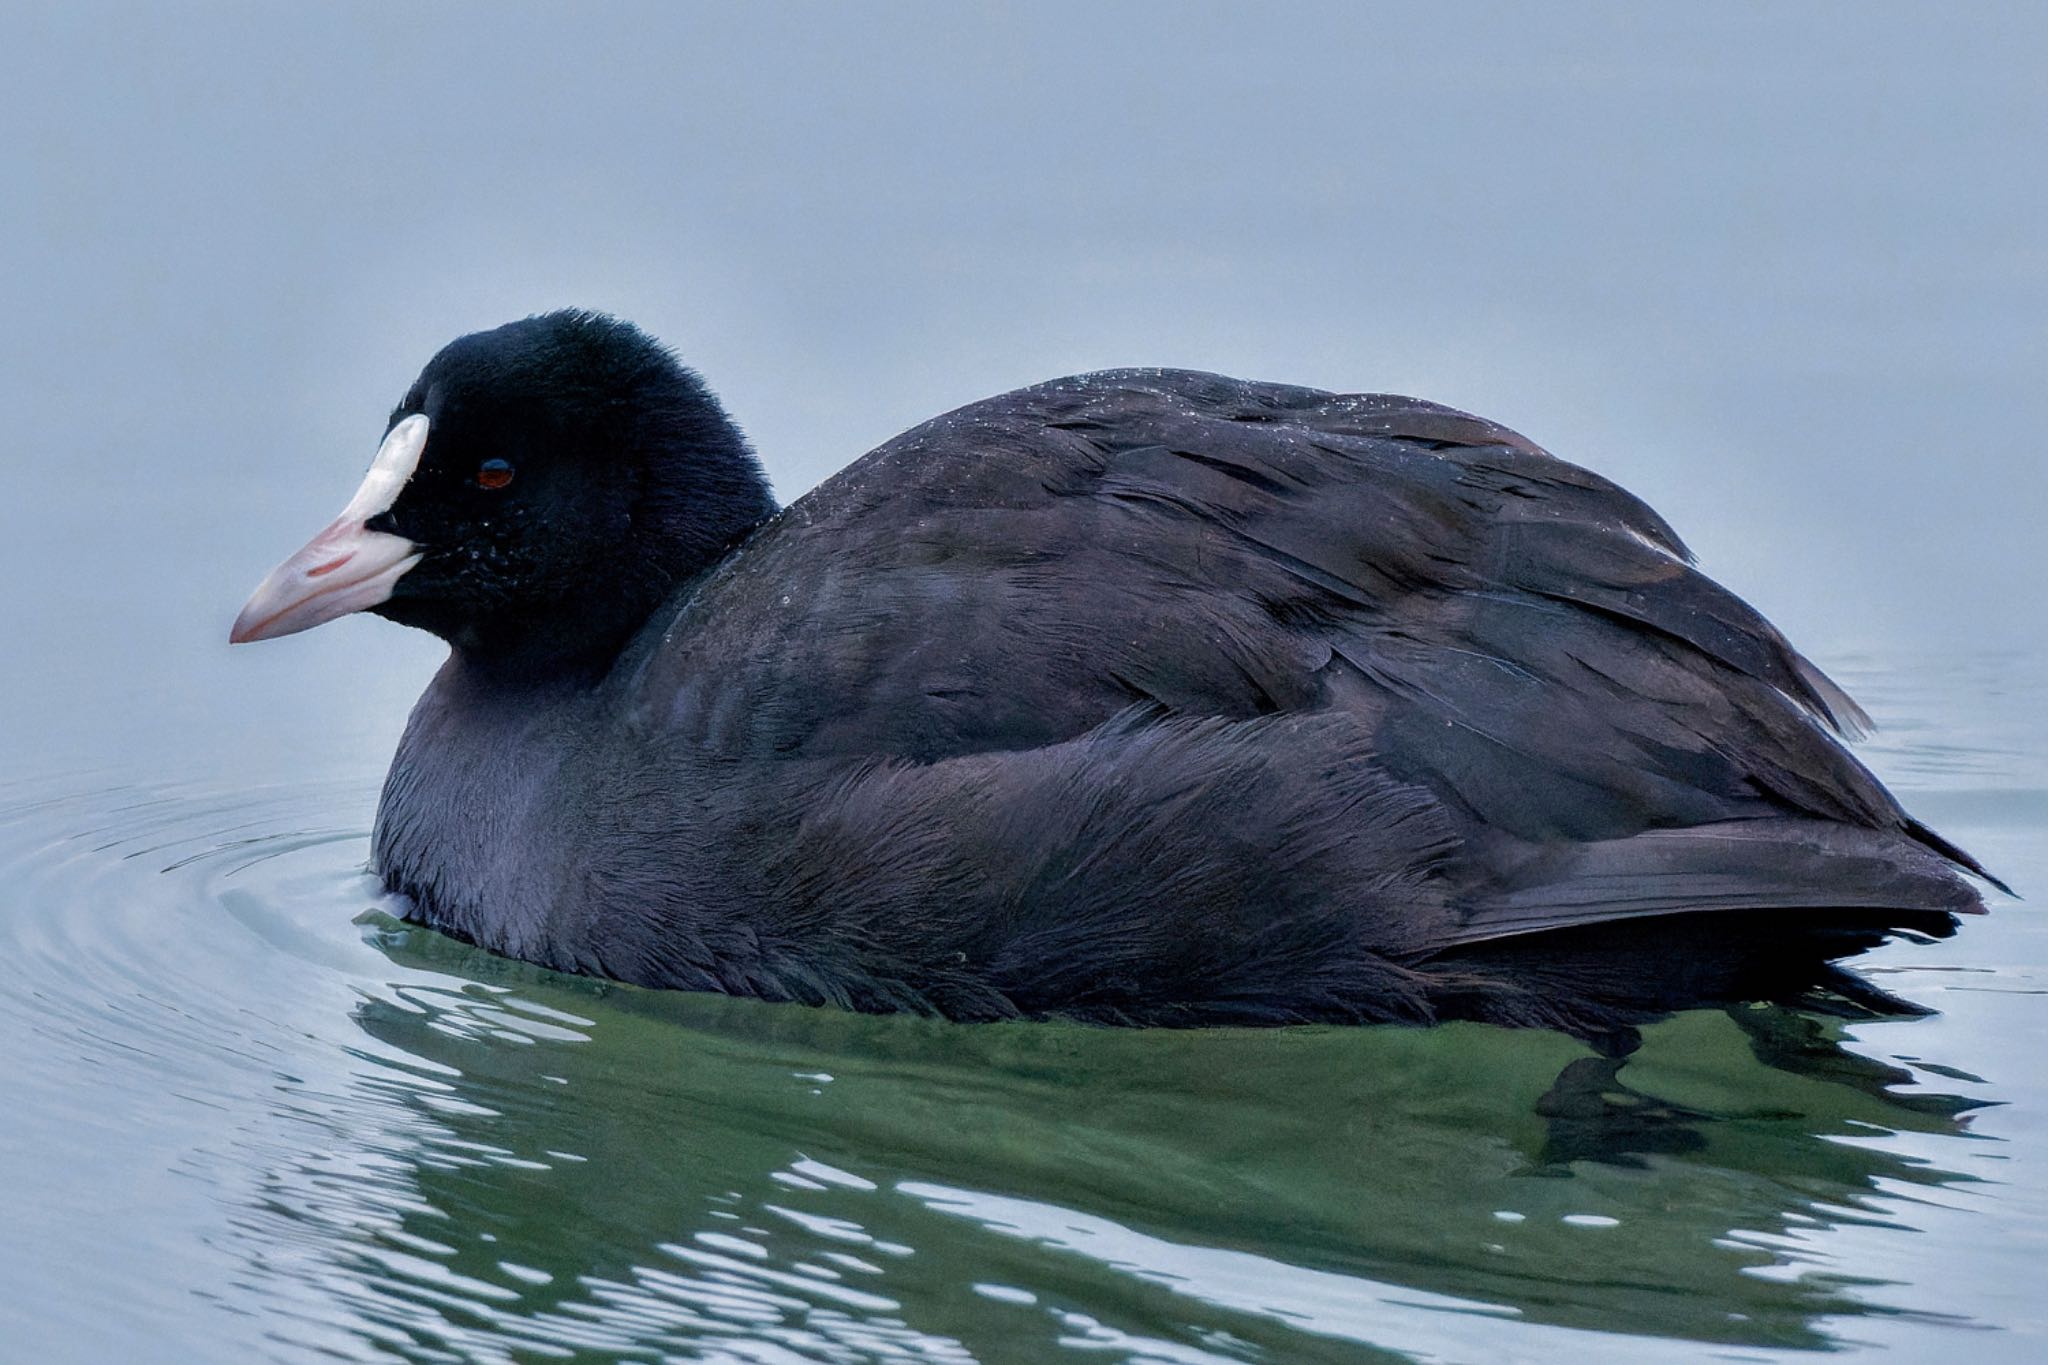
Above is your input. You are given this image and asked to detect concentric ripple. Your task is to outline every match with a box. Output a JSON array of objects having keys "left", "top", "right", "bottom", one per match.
[{"left": 1, "top": 647, "right": 2041, "bottom": 1364}]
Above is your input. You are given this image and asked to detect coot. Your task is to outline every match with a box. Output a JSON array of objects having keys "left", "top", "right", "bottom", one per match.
[{"left": 233, "top": 311, "right": 1997, "bottom": 1035}]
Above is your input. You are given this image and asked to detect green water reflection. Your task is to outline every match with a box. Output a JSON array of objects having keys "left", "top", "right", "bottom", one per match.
[{"left": 282, "top": 915, "right": 1986, "bottom": 1361}]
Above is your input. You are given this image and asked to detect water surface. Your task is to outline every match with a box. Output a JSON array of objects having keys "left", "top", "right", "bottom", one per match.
[{"left": 2, "top": 651, "right": 2041, "bottom": 1362}]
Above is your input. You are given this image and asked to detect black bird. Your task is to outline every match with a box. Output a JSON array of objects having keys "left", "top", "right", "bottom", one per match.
[{"left": 233, "top": 311, "right": 1998, "bottom": 1037}]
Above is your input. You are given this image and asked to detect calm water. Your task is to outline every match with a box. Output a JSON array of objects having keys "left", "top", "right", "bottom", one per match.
[
  {"left": 6, "top": 3, "right": 2047, "bottom": 1360},
  {"left": 0, "top": 651, "right": 2041, "bottom": 1362}
]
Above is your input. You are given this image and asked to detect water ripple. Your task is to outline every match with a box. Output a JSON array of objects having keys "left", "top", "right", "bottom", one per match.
[{"left": 0, "top": 668, "right": 2038, "bottom": 1365}]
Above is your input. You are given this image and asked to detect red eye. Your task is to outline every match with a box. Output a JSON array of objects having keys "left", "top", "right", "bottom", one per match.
[{"left": 477, "top": 459, "right": 514, "bottom": 490}]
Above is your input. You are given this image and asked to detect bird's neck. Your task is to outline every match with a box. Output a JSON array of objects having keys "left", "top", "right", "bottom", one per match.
[
  {"left": 446, "top": 602, "right": 656, "bottom": 686},
  {"left": 452, "top": 495, "right": 779, "bottom": 687}
]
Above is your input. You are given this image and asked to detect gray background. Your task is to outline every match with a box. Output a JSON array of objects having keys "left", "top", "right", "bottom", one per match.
[{"left": 3, "top": 1, "right": 2042, "bottom": 775}]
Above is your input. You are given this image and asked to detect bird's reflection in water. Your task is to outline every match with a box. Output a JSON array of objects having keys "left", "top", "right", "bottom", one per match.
[
  {"left": 1531, "top": 1003, "right": 1980, "bottom": 1173},
  {"left": 257, "top": 917, "right": 1988, "bottom": 1361}
]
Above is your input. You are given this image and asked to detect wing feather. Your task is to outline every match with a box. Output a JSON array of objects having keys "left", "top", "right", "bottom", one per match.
[{"left": 641, "top": 367, "right": 1995, "bottom": 945}]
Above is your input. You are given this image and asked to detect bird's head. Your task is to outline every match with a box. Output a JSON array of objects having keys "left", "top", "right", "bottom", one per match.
[{"left": 232, "top": 311, "right": 775, "bottom": 671}]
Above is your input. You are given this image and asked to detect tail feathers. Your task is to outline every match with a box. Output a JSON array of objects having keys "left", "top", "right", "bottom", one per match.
[
  {"left": 1415, "top": 907, "right": 1958, "bottom": 1041},
  {"left": 1434, "top": 817, "right": 1985, "bottom": 954},
  {"left": 1401, "top": 817, "right": 1983, "bottom": 1039},
  {"left": 1902, "top": 815, "right": 2015, "bottom": 896}
]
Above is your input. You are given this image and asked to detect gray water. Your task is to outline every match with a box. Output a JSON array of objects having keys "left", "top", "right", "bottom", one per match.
[{"left": 3, "top": 4, "right": 2044, "bottom": 1361}]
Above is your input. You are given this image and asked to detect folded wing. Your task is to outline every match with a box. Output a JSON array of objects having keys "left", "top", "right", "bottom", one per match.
[{"left": 643, "top": 368, "right": 1994, "bottom": 995}]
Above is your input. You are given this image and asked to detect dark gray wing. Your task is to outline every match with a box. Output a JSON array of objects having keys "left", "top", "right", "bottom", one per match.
[{"left": 628, "top": 368, "right": 1993, "bottom": 962}]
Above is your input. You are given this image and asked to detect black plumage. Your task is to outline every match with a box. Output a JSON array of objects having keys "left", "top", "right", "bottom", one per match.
[{"left": 242, "top": 311, "right": 1998, "bottom": 1037}]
